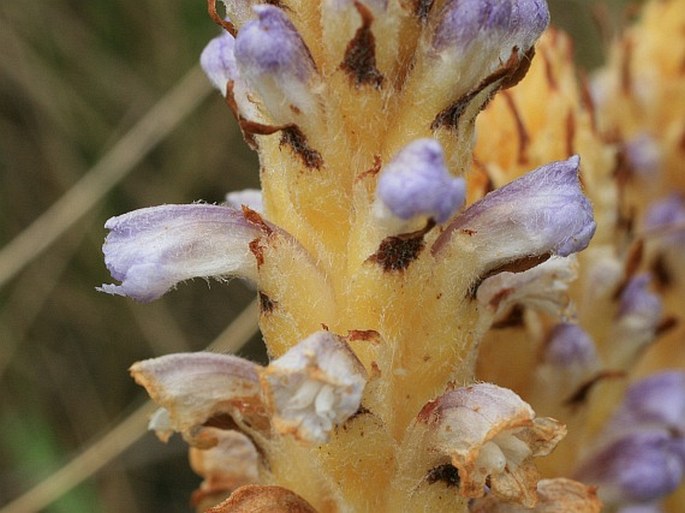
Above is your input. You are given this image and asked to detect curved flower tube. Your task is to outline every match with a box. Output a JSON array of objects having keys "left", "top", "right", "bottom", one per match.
[
  {"left": 99, "top": 204, "right": 261, "bottom": 302},
  {"left": 434, "top": 156, "right": 596, "bottom": 275}
]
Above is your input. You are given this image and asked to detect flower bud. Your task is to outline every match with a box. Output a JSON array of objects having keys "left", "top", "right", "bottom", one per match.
[
  {"left": 234, "top": 6, "right": 320, "bottom": 125},
  {"left": 543, "top": 323, "right": 597, "bottom": 369},
  {"left": 130, "top": 352, "right": 267, "bottom": 446},
  {"left": 644, "top": 194, "right": 685, "bottom": 246},
  {"left": 577, "top": 431, "right": 685, "bottom": 505},
  {"left": 476, "top": 256, "right": 578, "bottom": 323},
  {"left": 375, "top": 138, "right": 465, "bottom": 226},
  {"left": 611, "top": 372, "right": 685, "bottom": 433}
]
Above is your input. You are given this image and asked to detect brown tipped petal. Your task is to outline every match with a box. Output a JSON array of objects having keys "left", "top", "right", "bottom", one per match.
[
  {"left": 206, "top": 485, "right": 319, "bottom": 513},
  {"left": 130, "top": 352, "right": 267, "bottom": 445},
  {"left": 469, "top": 478, "right": 602, "bottom": 512},
  {"left": 419, "top": 383, "right": 567, "bottom": 507},
  {"left": 190, "top": 427, "right": 260, "bottom": 509}
]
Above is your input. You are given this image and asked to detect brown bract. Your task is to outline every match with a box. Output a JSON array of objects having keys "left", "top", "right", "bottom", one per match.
[
  {"left": 469, "top": 478, "right": 602, "bottom": 513},
  {"left": 206, "top": 485, "right": 318, "bottom": 513}
]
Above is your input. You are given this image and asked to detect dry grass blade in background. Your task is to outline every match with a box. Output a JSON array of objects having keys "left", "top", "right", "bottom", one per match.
[
  {"left": 0, "top": 65, "right": 211, "bottom": 290},
  {"left": 0, "top": 298, "right": 260, "bottom": 513}
]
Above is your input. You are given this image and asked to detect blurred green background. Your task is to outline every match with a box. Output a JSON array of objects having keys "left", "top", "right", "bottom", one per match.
[{"left": 0, "top": 1, "right": 632, "bottom": 512}]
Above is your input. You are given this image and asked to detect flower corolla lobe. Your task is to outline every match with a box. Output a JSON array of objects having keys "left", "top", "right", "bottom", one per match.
[
  {"left": 262, "top": 331, "right": 368, "bottom": 444},
  {"left": 99, "top": 204, "right": 260, "bottom": 302},
  {"left": 417, "top": 383, "right": 566, "bottom": 506},
  {"left": 434, "top": 156, "right": 596, "bottom": 271}
]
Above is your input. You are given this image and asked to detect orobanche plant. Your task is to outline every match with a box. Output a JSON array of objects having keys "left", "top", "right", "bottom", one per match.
[{"left": 100, "top": 0, "right": 685, "bottom": 512}]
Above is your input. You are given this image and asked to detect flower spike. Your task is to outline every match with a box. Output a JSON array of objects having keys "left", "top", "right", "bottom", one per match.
[{"left": 99, "top": 204, "right": 260, "bottom": 302}]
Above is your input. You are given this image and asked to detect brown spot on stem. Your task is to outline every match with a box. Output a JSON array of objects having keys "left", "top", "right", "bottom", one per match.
[
  {"left": 356, "top": 155, "right": 382, "bottom": 182},
  {"left": 368, "top": 220, "right": 435, "bottom": 272},
  {"left": 564, "top": 370, "right": 626, "bottom": 406},
  {"left": 611, "top": 239, "right": 644, "bottom": 300},
  {"left": 579, "top": 71, "right": 598, "bottom": 133},
  {"left": 280, "top": 125, "right": 324, "bottom": 169},
  {"left": 347, "top": 329, "right": 382, "bottom": 344},
  {"left": 491, "top": 305, "right": 525, "bottom": 329},
  {"left": 427, "top": 464, "right": 461, "bottom": 488},
  {"left": 242, "top": 206, "right": 273, "bottom": 235},
  {"left": 249, "top": 239, "right": 265, "bottom": 267},
  {"left": 412, "top": 0, "right": 434, "bottom": 21},
  {"left": 620, "top": 37, "right": 634, "bottom": 95},
  {"left": 340, "top": 2, "right": 384, "bottom": 88},
  {"left": 539, "top": 45, "right": 558, "bottom": 90},
  {"left": 432, "top": 47, "right": 535, "bottom": 131},
  {"left": 651, "top": 253, "right": 673, "bottom": 289},
  {"left": 565, "top": 110, "right": 576, "bottom": 157},
  {"left": 656, "top": 316, "right": 679, "bottom": 337},
  {"left": 502, "top": 91, "right": 530, "bottom": 165},
  {"left": 470, "top": 254, "right": 551, "bottom": 298},
  {"left": 258, "top": 291, "right": 276, "bottom": 313}
]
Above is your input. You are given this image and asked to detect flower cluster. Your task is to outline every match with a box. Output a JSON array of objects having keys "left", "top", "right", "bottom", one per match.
[{"left": 100, "top": 0, "right": 685, "bottom": 512}]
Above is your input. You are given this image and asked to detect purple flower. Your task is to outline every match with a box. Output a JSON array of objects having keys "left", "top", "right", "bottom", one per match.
[
  {"left": 543, "top": 323, "right": 597, "bottom": 368},
  {"left": 234, "top": 6, "right": 318, "bottom": 123},
  {"left": 434, "top": 156, "right": 596, "bottom": 270},
  {"left": 644, "top": 193, "right": 685, "bottom": 245},
  {"left": 614, "top": 372, "right": 685, "bottom": 431},
  {"left": 432, "top": 0, "right": 549, "bottom": 54},
  {"left": 617, "top": 505, "right": 664, "bottom": 513},
  {"left": 200, "top": 30, "right": 238, "bottom": 96},
  {"left": 376, "top": 139, "right": 466, "bottom": 224},
  {"left": 624, "top": 133, "right": 662, "bottom": 179},
  {"left": 618, "top": 274, "right": 662, "bottom": 321},
  {"left": 99, "top": 204, "right": 261, "bottom": 302},
  {"left": 432, "top": 0, "right": 513, "bottom": 50},
  {"left": 577, "top": 431, "right": 685, "bottom": 504}
]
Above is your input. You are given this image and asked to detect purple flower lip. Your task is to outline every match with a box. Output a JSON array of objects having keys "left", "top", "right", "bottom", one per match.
[
  {"left": 431, "top": 0, "right": 549, "bottom": 52},
  {"left": 234, "top": 5, "right": 314, "bottom": 82},
  {"left": 433, "top": 156, "right": 596, "bottom": 267},
  {"left": 614, "top": 372, "right": 685, "bottom": 431},
  {"left": 543, "top": 323, "right": 597, "bottom": 368},
  {"left": 376, "top": 138, "right": 466, "bottom": 224},
  {"left": 577, "top": 431, "right": 685, "bottom": 504},
  {"left": 200, "top": 30, "right": 238, "bottom": 96},
  {"left": 617, "top": 274, "right": 662, "bottom": 319},
  {"left": 99, "top": 204, "right": 261, "bottom": 302}
]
